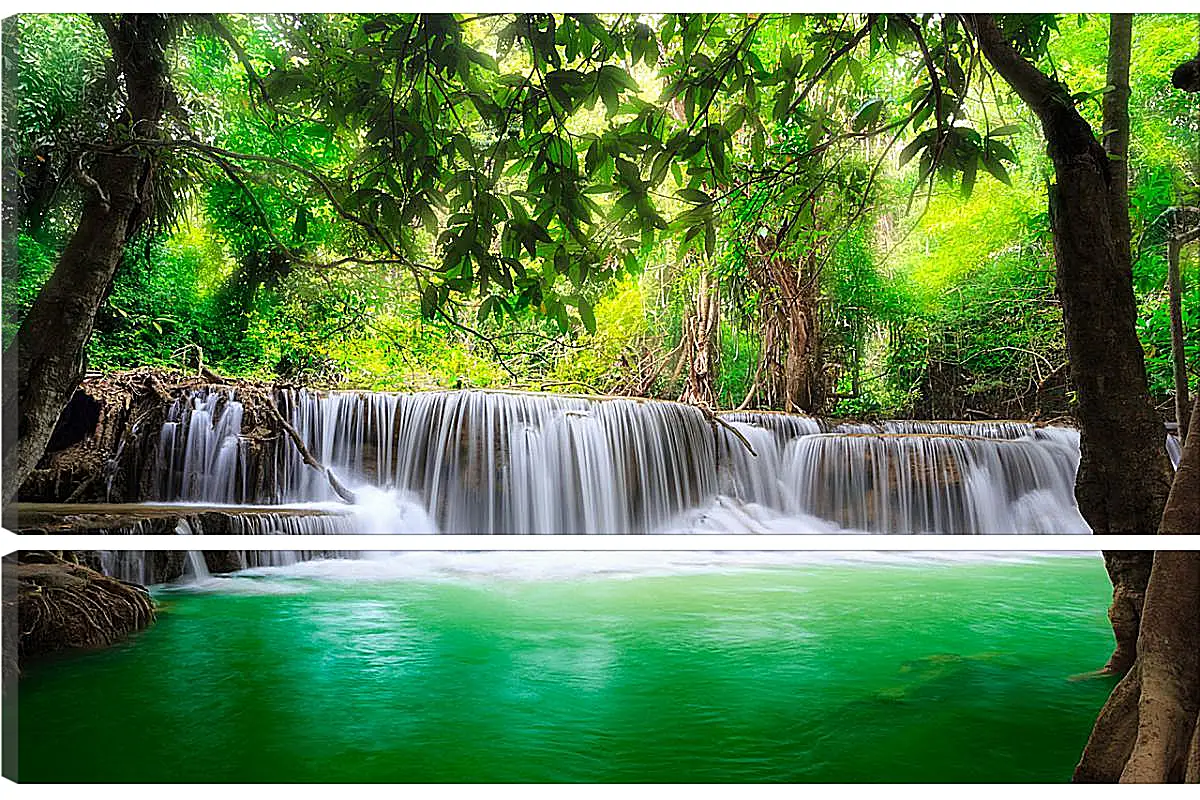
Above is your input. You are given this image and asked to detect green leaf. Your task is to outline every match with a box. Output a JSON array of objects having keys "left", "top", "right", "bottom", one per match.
[
  {"left": 614, "top": 158, "right": 641, "bottom": 187},
  {"left": 725, "top": 104, "right": 746, "bottom": 133},
  {"left": 847, "top": 57, "right": 864, "bottom": 84},
  {"left": 578, "top": 300, "right": 596, "bottom": 333},
  {"left": 980, "top": 153, "right": 1011, "bottom": 186},
  {"left": 988, "top": 124, "right": 1022, "bottom": 137},
  {"left": 477, "top": 295, "right": 496, "bottom": 323},
  {"left": 677, "top": 188, "right": 712, "bottom": 204},
  {"left": 960, "top": 155, "right": 977, "bottom": 199},
  {"left": 420, "top": 285, "right": 439, "bottom": 319},
  {"left": 898, "top": 136, "right": 925, "bottom": 167},
  {"left": 852, "top": 98, "right": 885, "bottom": 132},
  {"left": 463, "top": 48, "right": 499, "bottom": 73},
  {"left": 772, "top": 80, "right": 795, "bottom": 121},
  {"left": 986, "top": 139, "right": 1018, "bottom": 164}
]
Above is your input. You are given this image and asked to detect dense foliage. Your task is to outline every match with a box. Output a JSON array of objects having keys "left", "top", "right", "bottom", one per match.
[{"left": 4, "top": 12, "right": 1198, "bottom": 417}]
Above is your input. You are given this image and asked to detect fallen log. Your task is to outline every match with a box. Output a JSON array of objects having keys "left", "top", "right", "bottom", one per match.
[{"left": 250, "top": 387, "right": 357, "bottom": 504}]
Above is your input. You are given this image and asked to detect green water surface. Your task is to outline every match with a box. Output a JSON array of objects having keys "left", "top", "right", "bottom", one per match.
[{"left": 16, "top": 553, "right": 1117, "bottom": 782}]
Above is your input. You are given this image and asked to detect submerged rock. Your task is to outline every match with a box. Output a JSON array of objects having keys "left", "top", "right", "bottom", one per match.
[{"left": 12, "top": 555, "right": 155, "bottom": 667}]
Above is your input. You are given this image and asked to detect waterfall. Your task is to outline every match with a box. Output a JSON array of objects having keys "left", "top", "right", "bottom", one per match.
[
  {"left": 94, "top": 550, "right": 357, "bottom": 585},
  {"left": 274, "top": 389, "right": 719, "bottom": 533},
  {"left": 137, "top": 387, "right": 1095, "bottom": 534},
  {"left": 156, "top": 389, "right": 249, "bottom": 503},
  {"left": 779, "top": 430, "right": 1083, "bottom": 534},
  {"left": 176, "top": 518, "right": 211, "bottom": 582},
  {"left": 1166, "top": 432, "right": 1182, "bottom": 469}
]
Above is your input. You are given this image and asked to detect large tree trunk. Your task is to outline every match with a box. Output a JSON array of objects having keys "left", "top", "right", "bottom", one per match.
[
  {"left": 2, "top": 15, "right": 173, "bottom": 511},
  {"left": 1072, "top": 32, "right": 1200, "bottom": 784},
  {"left": 1091, "top": 14, "right": 1154, "bottom": 680},
  {"left": 679, "top": 271, "right": 720, "bottom": 407},
  {"left": 1102, "top": 14, "right": 1133, "bottom": 261},
  {"left": 1076, "top": 400, "right": 1200, "bottom": 783},
  {"left": 1076, "top": 552, "right": 1200, "bottom": 782},
  {"left": 972, "top": 14, "right": 1173, "bottom": 537}
]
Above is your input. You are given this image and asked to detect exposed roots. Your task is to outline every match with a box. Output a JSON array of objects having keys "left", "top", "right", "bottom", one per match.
[
  {"left": 1076, "top": 551, "right": 1200, "bottom": 783},
  {"left": 16, "top": 555, "right": 155, "bottom": 666}
]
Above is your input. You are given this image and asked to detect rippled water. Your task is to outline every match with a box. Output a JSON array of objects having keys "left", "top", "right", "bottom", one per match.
[{"left": 17, "top": 552, "right": 1116, "bottom": 782}]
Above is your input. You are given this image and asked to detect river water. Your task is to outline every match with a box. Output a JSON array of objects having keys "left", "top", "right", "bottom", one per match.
[{"left": 18, "top": 552, "right": 1115, "bottom": 782}]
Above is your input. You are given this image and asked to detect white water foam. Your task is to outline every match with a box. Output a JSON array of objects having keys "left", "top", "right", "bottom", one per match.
[{"left": 163, "top": 550, "right": 1098, "bottom": 590}]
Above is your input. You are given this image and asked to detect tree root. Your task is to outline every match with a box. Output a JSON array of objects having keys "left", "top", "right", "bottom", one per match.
[
  {"left": 16, "top": 555, "right": 155, "bottom": 667},
  {"left": 694, "top": 403, "right": 758, "bottom": 457},
  {"left": 242, "top": 385, "right": 357, "bottom": 504},
  {"left": 1076, "top": 551, "right": 1200, "bottom": 783}
]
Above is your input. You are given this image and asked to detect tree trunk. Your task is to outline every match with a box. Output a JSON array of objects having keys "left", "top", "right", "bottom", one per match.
[
  {"left": 1159, "top": 396, "right": 1200, "bottom": 536},
  {"left": 1099, "top": 550, "right": 1154, "bottom": 675},
  {"left": 972, "top": 14, "right": 1173, "bottom": 535},
  {"left": 1168, "top": 239, "right": 1191, "bottom": 441},
  {"left": 1076, "top": 399, "right": 1200, "bottom": 782},
  {"left": 783, "top": 254, "right": 822, "bottom": 413},
  {"left": 1098, "top": 15, "right": 1150, "bottom": 663},
  {"left": 1, "top": 15, "right": 174, "bottom": 510},
  {"left": 1102, "top": 14, "right": 1133, "bottom": 262},
  {"left": 679, "top": 271, "right": 720, "bottom": 407},
  {"left": 1075, "top": 551, "right": 1200, "bottom": 782},
  {"left": 753, "top": 254, "right": 821, "bottom": 413}
]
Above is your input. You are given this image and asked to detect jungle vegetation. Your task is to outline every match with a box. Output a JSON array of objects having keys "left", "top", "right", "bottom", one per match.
[
  {"left": 4, "top": 14, "right": 1199, "bottom": 505},
  {"left": 2, "top": 13, "right": 1200, "bottom": 782},
  {"left": 3, "top": 14, "right": 1195, "bottom": 407}
]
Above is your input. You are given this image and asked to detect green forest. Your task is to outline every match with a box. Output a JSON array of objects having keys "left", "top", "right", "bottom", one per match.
[{"left": 5, "top": 12, "right": 1197, "bottom": 412}]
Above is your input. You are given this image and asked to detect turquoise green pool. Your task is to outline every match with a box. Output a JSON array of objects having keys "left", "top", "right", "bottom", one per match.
[{"left": 17, "top": 552, "right": 1117, "bottom": 782}]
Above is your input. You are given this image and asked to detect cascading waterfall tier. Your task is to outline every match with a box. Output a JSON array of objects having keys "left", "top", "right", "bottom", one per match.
[
  {"left": 274, "top": 389, "right": 718, "bottom": 533},
  {"left": 779, "top": 430, "right": 1082, "bottom": 534},
  {"left": 139, "top": 387, "right": 1091, "bottom": 534},
  {"left": 97, "top": 550, "right": 356, "bottom": 585}
]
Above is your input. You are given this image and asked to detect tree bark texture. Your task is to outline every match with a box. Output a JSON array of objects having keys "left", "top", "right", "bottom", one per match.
[
  {"left": 1159, "top": 396, "right": 1200, "bottom": 536},
  {"left": 1102, "top": 14, "right": 1133, "bottom": 262},
  {"left": 2, "top": 15, "right": 174, "bottom": 510},
  {"left": 1168, "top": 239, "right": 1191, "bottom": 441},
  {"left": 972, "top": 14, "right": 1173, "bottom": 533},
  {"left": 1100, "top": 550, "right": 1154, "bottom": 676},
  {"left": 1077, "top": 402, "right": 1200, "bottom": 782},
  {"left": 678, "top": 271, "right": 720, "bottom": 408},
  {"left": 1075, "top": 551, "right": 1200, "bottom": 782},
  {"left": 752, "top": 254, "right": 822, "bottom": 413}
]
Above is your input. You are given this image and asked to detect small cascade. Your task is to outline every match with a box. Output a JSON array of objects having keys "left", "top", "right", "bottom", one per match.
[
  {"left": 720, "top": 411, "right": 824, "bottom": 444},
  {"left": 273, "top": 390, "right": 719, "bottom": 533},
  {"left": 99, "top": 551, "right": 150, "bottom": 585},
  {"left": 177, "top": 513, "right": 359, "bottom": 535},
  {"left": 176, "top": 518, "right": 211, "bottom": 582},
  {"left": 876, "top": 420, "right": 1038, "bottom": 439},
  {"left": 780, "top": 429, "right": 1085, "bottom": 533},
  {"left": 93, "top": 550, "right": 356, "bottom": 585},
  {"left": 1166, "top": 433, "right": 1182, "bottom": 469},
  {"left": 139, "top": 387, "right": 1099, "bottom": 533},
  {"left": 157, "top": 389, "right": 250, "bottom": 503}
]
